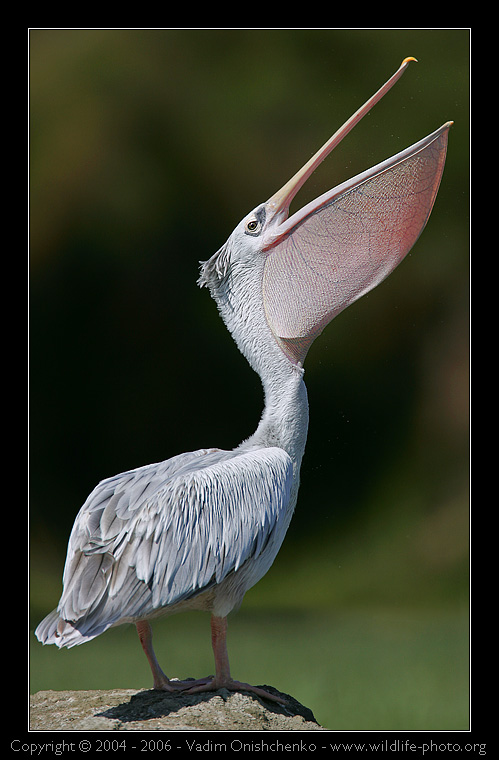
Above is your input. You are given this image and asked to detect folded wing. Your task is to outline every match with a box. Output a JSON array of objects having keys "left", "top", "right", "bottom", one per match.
[{"left": 35, "top": 447, "right": 293, "bottom": 647}]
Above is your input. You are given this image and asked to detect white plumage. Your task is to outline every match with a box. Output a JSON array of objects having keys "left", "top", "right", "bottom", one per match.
[
  {"left": 35, "top": 59, "right": 450, "bottom": 701},
  {"left": 36, "top": 447, "right": 294, "bottom": 645}
]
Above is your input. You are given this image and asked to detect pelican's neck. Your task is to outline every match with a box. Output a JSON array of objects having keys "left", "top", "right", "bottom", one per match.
[
  {"left": 214, "top": 280, "right": 309, "bottom": 464},
  {"left": 200, "top": 236, "right": 310, "bottom": 467},
  {"left": 243, "top": 364, "right": 309, "bottom": 467}
]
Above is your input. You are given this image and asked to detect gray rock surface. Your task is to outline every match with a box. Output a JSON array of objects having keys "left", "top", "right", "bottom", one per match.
[{"left": 30, "top": 686, "right": 325, "bottom": 731}]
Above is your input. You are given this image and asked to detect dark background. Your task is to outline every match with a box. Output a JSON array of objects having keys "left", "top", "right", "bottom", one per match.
[{"left": 29, "top": 29, "right": 469, "bottom": 729}]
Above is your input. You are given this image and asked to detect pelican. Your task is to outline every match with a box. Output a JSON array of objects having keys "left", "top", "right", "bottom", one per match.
[{"left": 35, "top": 58, "right": 451, "bottom": 702}]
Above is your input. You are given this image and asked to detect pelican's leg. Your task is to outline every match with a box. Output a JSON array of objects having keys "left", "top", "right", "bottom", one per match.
[
  {"left": 136, "top": 620, "right": 184, "bottom": 692},
  {"left": 184, "top": 615, "right": 287, "bottom": 704},
  {"left": 210, "top": 614, "right": 231, "bottom": 682}
]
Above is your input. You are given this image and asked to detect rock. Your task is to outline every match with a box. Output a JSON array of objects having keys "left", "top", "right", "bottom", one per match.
[{"left": 29, "top": 686, "right": 325, "bottom": 732}]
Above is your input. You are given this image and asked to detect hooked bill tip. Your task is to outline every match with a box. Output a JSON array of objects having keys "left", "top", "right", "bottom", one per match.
[{"left": 401, "top": 56, "right": 418, "bottom": 66}]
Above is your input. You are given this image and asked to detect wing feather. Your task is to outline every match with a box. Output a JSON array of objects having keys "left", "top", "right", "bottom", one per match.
[{"left": 38, "top": 446, "right": 293, "bottom": 646}]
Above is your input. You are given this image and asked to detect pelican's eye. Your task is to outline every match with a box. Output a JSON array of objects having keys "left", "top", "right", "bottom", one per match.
[
  {"left": 244, "top": 207, "right": 265, "bottom": 236},
  {"left": 245, "top": 218, "right": 261, "bottom": 234}
]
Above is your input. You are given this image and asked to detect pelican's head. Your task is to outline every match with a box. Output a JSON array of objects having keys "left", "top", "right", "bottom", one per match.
[{"left": 199, "top": 58, "right": 451, "bottom": 368}]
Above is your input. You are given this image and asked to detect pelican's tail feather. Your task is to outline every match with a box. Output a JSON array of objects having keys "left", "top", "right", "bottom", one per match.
[{"left": 34, "top": 609, "right": 110, "bottom": 649}]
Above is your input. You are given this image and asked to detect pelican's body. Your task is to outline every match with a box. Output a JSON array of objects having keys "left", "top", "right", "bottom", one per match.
[
  {"left": 36, "top": 59, "right": 451, "bottom": 700},
  {"left": 36, "top": 209, "right": 309, "bottom": 698}
]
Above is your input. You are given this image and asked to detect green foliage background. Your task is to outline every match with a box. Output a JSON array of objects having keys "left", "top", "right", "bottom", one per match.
[{"left": 29, "top": 28, "right": 469, "bottom": 731}]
